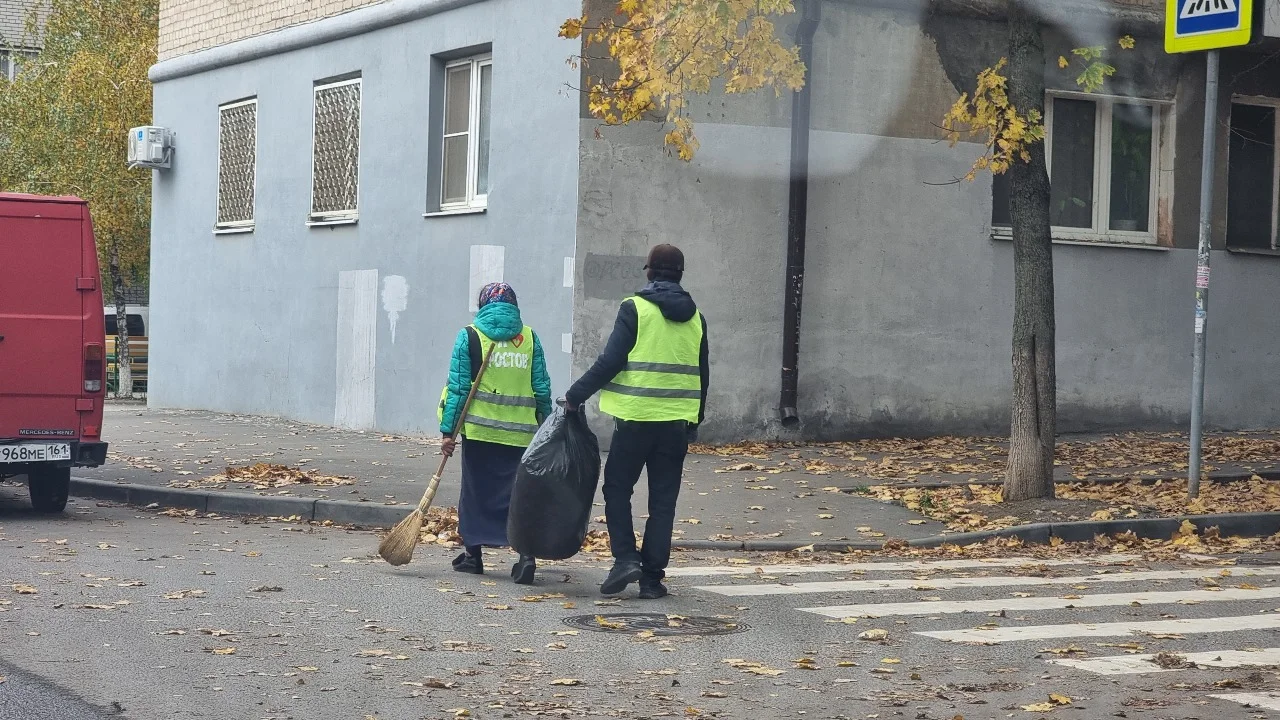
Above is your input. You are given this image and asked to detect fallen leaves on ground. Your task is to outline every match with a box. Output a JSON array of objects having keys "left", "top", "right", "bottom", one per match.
[
  {"left": 868, "top": 477, "right": 1280, "bottom": 532},
  {"left": 722, "top": 659, "right": 785, "bottom": 676},
  {"left": 415, "top": 506, "right": 461, "bottom": 547},
  {"left": 549, "top": 678, "right": 582, "bottom": 686},
  {"left": 858, "top": 629, "right": 888, "bottom": 641},
  {"left": 11, "top": 584, "right": 36, "bottom": 595},
  {"left": 171, "top": 463, "right": 355, "bottom": 490},
  {"left": 692, "top": 431, "right": 1280, "bottom": 484},
  {"left": 1022, "top": 693, "right": 1072, "bottom": 712},
  {"left": 1150, "top": 651, "right": 1196, "bottom": 669}
]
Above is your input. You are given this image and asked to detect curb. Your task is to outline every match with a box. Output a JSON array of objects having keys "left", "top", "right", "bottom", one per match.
[
  {"left": 69, "top": 478, "right": 1280, "bottom": 553},
  {"left": 830, "top": 469, "right": 1280, "bottom": 491},
  {"left": 70, "top": 478, "right": 411, "bottom": 528}
]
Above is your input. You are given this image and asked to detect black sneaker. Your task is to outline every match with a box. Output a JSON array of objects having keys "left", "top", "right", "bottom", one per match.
[
  {"left": 599, "top": 561, "right": 643, "bottom": 595},
  {"left": 452, "top": 550, "right": 483, "bottom": 575},
  {"left": 511, "top": 555, "right": 536, "bottom": 585},
  {"left": 638, "top": 582, "right": 668, "bottom": 600}
]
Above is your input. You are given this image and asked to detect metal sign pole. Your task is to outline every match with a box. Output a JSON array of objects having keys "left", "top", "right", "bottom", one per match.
[{"left": 1188, "top": 49, "right": 1220, "bottom": 500}]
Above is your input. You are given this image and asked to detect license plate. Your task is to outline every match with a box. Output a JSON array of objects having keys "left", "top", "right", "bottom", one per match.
[{"left": 0, "top": 443, "right": 71, "bottom": 463}]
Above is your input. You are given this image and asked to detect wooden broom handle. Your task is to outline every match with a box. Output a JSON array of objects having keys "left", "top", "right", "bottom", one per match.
[{"left": 417, "top": 342, "right": 497, "bottom": 513}]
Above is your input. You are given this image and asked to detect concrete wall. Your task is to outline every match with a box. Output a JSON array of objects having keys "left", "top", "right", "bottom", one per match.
[
  {"left": 149, "top": 0, "right": 581, "bottom": 433},
  {"left": 572, "top": 1, "right": 1280, "bottom": 442}
]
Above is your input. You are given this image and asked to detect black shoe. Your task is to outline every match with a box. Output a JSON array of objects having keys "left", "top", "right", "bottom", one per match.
[
  {"left": 452, "top": 550, "right": 483, "bottom": 575},
  {"left": 511, "top": 555, "right": 536, "bottom": 585},
  {"left": 600, "top": 561, "right": 643, "bottom": 595},
  {"left": 638, "top": 582, "right": 668, "bottom": 600}
]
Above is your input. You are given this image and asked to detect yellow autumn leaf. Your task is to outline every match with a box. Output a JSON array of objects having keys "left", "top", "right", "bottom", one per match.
[
  {"left": 209, "top": 648, "right": 236, "bottom": 655},
  {"left": 550, "top": 678, "right": 582, "bottom": 686},
  {"left": 1058, "top": 56, "right": 1070, "bottom": 69}
]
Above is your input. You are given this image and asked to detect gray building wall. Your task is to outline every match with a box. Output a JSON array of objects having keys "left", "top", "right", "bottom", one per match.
[
  {"left": 148, "top": 0, "right": 582, "bottom": 433},
  {"left": 572, "top": 1, "right": 1280, "bottom": 442}
]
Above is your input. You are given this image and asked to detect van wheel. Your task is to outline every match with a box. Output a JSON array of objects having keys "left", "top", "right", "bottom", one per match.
[{"left": 27, "top": 468, "right": 70, "bottom": 513}]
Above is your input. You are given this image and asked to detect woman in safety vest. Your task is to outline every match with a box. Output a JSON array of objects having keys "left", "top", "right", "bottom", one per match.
[{"left": 438, "top": 282, "right": 553, "bottom": 584}]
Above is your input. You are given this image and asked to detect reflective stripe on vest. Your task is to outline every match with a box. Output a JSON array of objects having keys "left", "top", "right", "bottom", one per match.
[
  {"left": 599, "top": 297, "right": 703, "bottom": 423},
  {"left": 463, "top": 325, "right": 540, "bottom": 447}
]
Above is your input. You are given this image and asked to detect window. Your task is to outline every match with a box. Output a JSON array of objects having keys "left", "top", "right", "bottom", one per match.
[
  {"left": 993, "top": 94, "right": 1164, "bottom": 244},
  {"left": 310, "top": 76, "right": 362, "bottom": 224},
  {"left": 440, "top": 55, "right": 491, "bottom": 210},
  {"left": 216, "top": 98, "right": 257, "bottom": 231},
  {"left": 105, "top": 314, "right": 146, "bottom": 338},
  {"left": 1227, "top": 100, "right": 1279, "bottom": 250},
  {"left": 0, "top": 50, "right": 35, "bottom": 82}
]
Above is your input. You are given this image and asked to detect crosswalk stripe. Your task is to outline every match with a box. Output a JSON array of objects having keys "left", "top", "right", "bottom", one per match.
[
  {"left": 1208, "top": 693, "right": 1280, "bottom": 711},
  {"left": 665, "top": 554, "right": 1139, "bottom": 578},
  {"left": 695, "top": 567, "right": 1280, "bottom": 596},
  {"left": 800, "top": 586, "right": 1280, "bottom": 618},
  {"left": 1052, "top": 648, "right": 1280, "bottom": 675},
  {"left": 918, "top": 613, "right": 1280, "bottom": 644}
]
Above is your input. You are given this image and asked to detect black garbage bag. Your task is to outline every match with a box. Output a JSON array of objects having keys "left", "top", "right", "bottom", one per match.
[{"left": 508, "top": 406, "right": 602, "bottom": 560}]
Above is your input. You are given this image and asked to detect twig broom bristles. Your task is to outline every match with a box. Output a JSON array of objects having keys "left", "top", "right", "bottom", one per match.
[{"left": 379, "top": 344, "right": 495, "bottom": 566}]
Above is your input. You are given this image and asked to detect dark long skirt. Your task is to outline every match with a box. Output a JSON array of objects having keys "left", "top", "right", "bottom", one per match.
[{"left": 457, "top": 438, "right": 525, "bottom": 548}]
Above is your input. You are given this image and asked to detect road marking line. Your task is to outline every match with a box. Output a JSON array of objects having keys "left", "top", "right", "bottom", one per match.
[
  {"left": 801, "top": 587, "right": 1280, "bottom": 618},
  {"left": 695, "top": 567, "right": 1280, "bottom": 596},
  {"left": 1053, "top": 648, "right": 1280, "bottom": 675},
  {"left": 1213, "top": 686, "right": 1280, "bottom": 707},
  {"left": 666, "top": 555, "right": 1139, "bottom": 578},
  {"left": 918, "top": 613, "right": 1280, "bottom": 644},
  {"left": 1209, "top": 693, "right": 1280, "bottom": 711}
]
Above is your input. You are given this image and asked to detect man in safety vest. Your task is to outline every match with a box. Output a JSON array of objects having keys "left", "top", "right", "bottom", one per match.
[{"left": 566, "top": 244, "right": 709, "bottom": 599}]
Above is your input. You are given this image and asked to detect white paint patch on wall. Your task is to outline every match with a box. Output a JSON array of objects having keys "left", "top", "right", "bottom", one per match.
[
  {"left": 563, "top": 257, "right": 574, "bottom": 288},
  {"left": 561, "top": 332, "right": 572, "bottom": 354},
  {"left": 469, "top": 245, "right": 506, "bottom": 312},
  {"left": 381, "top": 275, "right": 409, "bottom": 344},
  {"left": 335, "top": 269, "right": 378, "bottom": 430}
]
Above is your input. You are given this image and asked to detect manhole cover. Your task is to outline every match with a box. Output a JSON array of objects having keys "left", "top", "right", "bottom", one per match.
[{"left": 563, "top": 613, "right": 749, "bottom": 637}]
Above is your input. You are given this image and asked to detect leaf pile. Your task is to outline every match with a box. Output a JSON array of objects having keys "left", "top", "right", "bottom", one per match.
[
  {"left": 416, "top": 507, "right": 461, "bottom": 546},
  {"left": 693, "top": 431, "right": 1280, "bottom": 484},
  {"left": 172, "top": 463, "right": 355, "bottom": 490},
  {"left": 869, "top": 477, "right": 1280, "bottom": 532}
]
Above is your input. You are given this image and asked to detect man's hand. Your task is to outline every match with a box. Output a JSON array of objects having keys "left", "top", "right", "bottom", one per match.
[
  {"left": 561, "top": 397, "right": 579, "bottom": 413},
  {"left": 440, "top": 436, "right": 457, "bottom": 457}
]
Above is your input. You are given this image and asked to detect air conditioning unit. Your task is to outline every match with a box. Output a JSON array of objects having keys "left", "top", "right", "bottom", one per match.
[{"left": 127, "top": 126, "right": 174, "bottom": 170}]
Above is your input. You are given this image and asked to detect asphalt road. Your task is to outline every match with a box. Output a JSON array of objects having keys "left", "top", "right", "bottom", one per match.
[
  {"left": 0, "top": 660, "right": 116, "bottom": 719},
  {"left": 4, "top": 487, "right": 1280, "bottom": 719}
]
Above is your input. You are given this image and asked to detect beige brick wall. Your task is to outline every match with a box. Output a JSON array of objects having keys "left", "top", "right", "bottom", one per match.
[{"left": 158, "top": 0, "right": 384, "bottom": 61}]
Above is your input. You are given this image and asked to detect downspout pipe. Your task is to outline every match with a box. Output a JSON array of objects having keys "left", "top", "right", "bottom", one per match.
[{"left": 780, "top": 0, "right": 821, "bottom": 427}]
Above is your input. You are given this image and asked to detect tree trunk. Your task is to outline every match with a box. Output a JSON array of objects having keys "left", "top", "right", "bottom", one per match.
[
  {"left": 109, "top": 240, "right": 132, "bottom": 400},
  {"left": 1002, "top": 0, "right": 1056, "bottom": 502}
]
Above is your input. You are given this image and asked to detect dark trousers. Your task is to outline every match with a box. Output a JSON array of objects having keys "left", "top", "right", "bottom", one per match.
[{"left": 602, "top": 419, "right": 689, "bottom": 582}]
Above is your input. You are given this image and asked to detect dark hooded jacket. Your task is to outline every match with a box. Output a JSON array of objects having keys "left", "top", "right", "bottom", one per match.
[{"left": 566, "top": 280, "right": 710, "bottom": 425}]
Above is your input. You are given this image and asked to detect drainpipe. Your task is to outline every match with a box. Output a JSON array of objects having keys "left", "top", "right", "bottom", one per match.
[{"left": 780, "top": 0, "right": 820, "bottom": 427}]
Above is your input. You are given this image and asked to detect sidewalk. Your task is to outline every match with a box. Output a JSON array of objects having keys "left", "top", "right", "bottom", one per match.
[
  {"left": 79, "top": 405, "right": 947, "bottom": 546},
  {"left": 77, "top": 405, "right": 1280, "bottom": 547}
]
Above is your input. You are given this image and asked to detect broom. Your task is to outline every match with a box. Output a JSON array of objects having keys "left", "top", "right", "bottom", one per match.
[{"left": 379, "top": 343, "right": 496, "bottom": 566}]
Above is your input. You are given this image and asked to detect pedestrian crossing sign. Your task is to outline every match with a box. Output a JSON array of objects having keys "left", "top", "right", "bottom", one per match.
[{"left": 1166, "top": 0, "right": 1253, "bottom": 53}]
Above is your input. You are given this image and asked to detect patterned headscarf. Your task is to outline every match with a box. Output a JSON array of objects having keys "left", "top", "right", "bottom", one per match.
[{"left": 477, "top": 282, "right": 518, "bottom": 308}]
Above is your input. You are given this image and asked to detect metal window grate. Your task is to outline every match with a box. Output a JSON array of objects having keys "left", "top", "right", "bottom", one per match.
[
  {"left": 312, "top": 79, "right": 361, "bottom": 218},
  {"left": 217, "top": 100, "right": 257, "bottom": 227}
]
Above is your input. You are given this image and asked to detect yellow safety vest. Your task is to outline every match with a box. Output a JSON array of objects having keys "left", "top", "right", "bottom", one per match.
[
  {"left": 439, "top": 325, "right": 540, "bottom": 447},
  {"left": 599, "top": 297, "right": 703, "bottom": 423}
]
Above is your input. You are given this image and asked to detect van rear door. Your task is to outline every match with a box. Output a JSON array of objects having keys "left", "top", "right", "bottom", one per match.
[{"left": 0, "top": 196, "right": 90, "bottom": 440}]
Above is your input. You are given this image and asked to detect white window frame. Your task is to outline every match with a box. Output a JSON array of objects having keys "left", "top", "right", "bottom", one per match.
[
  {"left": 309, "top": 76, "right": 362, "bottom": 225},
  {"left": 0, "top": 49, "right": 35, "bottom": 82},
  {"left": 995, "top": 92, "right": 1173, "bottom": 247},
  {"left": 439, "top": 54, "right": 492, "bottom": 211},
  {"left": 215, "top": 97, "right": 258, "bottom": 234},
  {"left": 1227, "top": 95, "right": 1280, "bottom": 250}
]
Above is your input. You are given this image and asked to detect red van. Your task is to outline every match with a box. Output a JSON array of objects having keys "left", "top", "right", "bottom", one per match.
[{"left": 0, "top": 194, "right": 109, "bottom": 512}]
